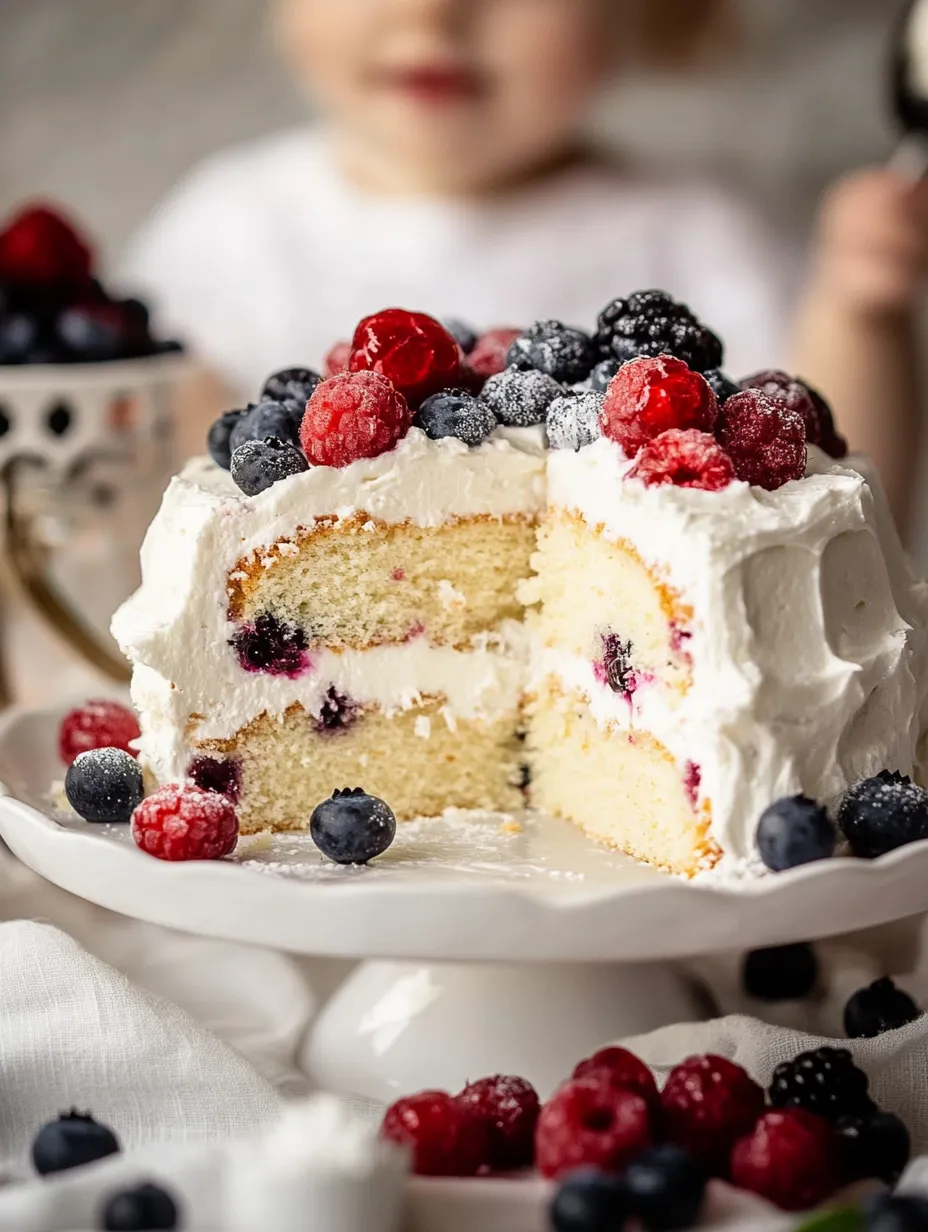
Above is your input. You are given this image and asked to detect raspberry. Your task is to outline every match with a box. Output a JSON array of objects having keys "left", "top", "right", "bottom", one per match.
[
  {"left": 660, "top": 1055, "right": 765, "bottom": 1175},
  {"left": 131, "top": 784, "right": 238, "bottom": 861},
  {"left": 59, "top": 700, "right": 140, "bottom": 766},
  {"left": 300, "top": 370, "right": 412, "bottom": 467},
  {"left": 741, "top": 370, "right": 848, "bottom": 458},
  {"left": 715, "top": 389, "right": 806, "bottom": 490},
  {"left": 535, "top": 1076, "right": 652, "bottom": 1179},
  {"left": 457, "top": 1075, "right": 540, "bottom": 1171},
  {"left": 600, "top": 357, "right": 719, "bottom": 457},
  {"left": 730, "top": 1109, "right": 844, "bottom": 1211},
  {"left": 768, "top": 1047, "right": 873, "bottom": 1122},
  {"left": 571, "top": 1047, "right": 660, "bottom": 1115},
  {"left": 467, "top": 328, "right": 522, "bottom": 380},
  {"left": 349, "top": 308, "right": 462, "bottom": 407},
  {"left": 324, "top": 340, "right": 351, "bottom": 376},
  {"left": 381, "top": 1091, "right": 487, "bottom": 1176},
  {"left": 632, "top": 429, "right": 735, "bottom": 492},
  {"left": 0, "top": 203, "right": 94, "bottom": 289}
]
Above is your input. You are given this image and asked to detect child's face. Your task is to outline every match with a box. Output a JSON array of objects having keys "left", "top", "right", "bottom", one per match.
[{"left": 277, "top": 0, "right": 616, "bottom": 191}]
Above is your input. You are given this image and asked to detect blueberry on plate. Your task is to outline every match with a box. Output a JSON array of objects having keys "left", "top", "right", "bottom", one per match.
[
  {"left": 64, "top": 747, "right": 144, "bottom": 823},
  {"left": 838, "top": 770, "right": 928, "bottom": 858},
  {"left": 844, "top": 977, "right": 921, "bottom": 1039},
  {"left": 102, "top": 1181, "right": 179, "bottom": 1230},
  {"left": 838, "top": 1109, "right": 910, "bottom": 1184},
  {"left": 481, "top": 366, "right": 564, "bottom": 427},
  {"left": 416, "top": 388, "right": 496, "bottom": 445},
  {"left": 742, "top": 942, "right": 819, "bottom": 1002},
  {"left": 623, "top": 1144, "right": 707, "bottom": 1232},
  {"left": 230, "top": 436, "right": 308, "bottom": 496},
  {"left": 207, "top": 408, "right": 246, "bottom": 469},
  {"left": 260, "top": 366, "right": 321, "bottom": 404},
  {"left": 310, "top": 787, "right": 396, "bottom": 864},
  {"left": 32, "top": 1110, "right": 120, "bottom": 1175},
  {"left": 755, "top": 795, "right": 835, "bottom": 871},
  {"left": 230, "top": 398, "right": 304, "bottom": 452},
  {"left": 507, "top": 319, "right": 595, "bottom": 385},
  {"left": 550, "top": 1168, "right": 629, "bottom": 1232}
]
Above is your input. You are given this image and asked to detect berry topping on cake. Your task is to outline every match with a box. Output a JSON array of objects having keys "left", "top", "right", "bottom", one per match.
[
  {"left": 31, "top": 1110, "right": 120, "bottom": 1176},
  {"left": 595, "top": 291, "right": 723, "bottom": 373},
  {"left": 230, "top": 437, "right": 308, "bottom": 496},
  {"left": 482, "top": 366, "right": 564, "bottom": 427},
  {"left": 600, "top": 356, "right": 719, "bottom": 457},
  {"left": 0, "top": 204, "right": 93, "bottom": 289},
  {"left": 188, "top": 756, "right": 241, "bottom": 802},
  {"left": 381, "top": 1091, "right": 487, "bottom": 1176},
  {"left": 301, "top": 370, "right": 412, "bottom": 467},
  {"left": 230, "top": 612, "right": 309, "bottom": 677},
  {"left": 349, "top": 308, "right": 462, "bottom": 406},
  {"left": 838, "top": 1109, "right": 911, "bottom": 1184},
  {"left": 660, "top": 1055, "right": 765, "bottom": 1175},
  {"left": 65, "top": 747, "right": 144, "bottom": 824},
  {"left": 632, "top": 429, "right": 735, "bottom": 491},
  {"left": 132, "top": 783, "right": 238, "bottom": 861},
  {"left": 314, "top": 686, "right": 360, "bottom": 734},
  {"left": 310, "top": 787, "right": 396, "bottom": 864},
  {"left": 508, "top": 320, "right": 595, "bottom": 385},
  {"left": 207, "top": 408, "right": 246, "bottom": 470},
  {"left": 703, "top": 368, "right": 740, "bottom": 405},
  {"left": 590, "top": 358, "right": 621, "bottom": 393},
  {"left": 599, "top": 634, "right": 636, "bottom": 697},
  {"left": 323, "top": 339, "right": 351, "bottom": 376},
  {"left": 260, "top": 366, "right": 321, "bottom": 404},
  {"left": 741, "top": 370, "right": 848, "bottom": 458},
  {"left": 230, "top": 399, "right": 304, "bottom": 452},
  {"left": 843, "top": 976, "right": 922, "bottom": 1038},
  {"left": 768, "top": 1047, "right": 873, "bottom": 1121},
  {"left": 467, "top": 327, "right": 521, "bottom": 379},
  {"left": 715, "top": 389, "right": 807, "bottom": 490},
  {"left": 550, "top": 1169, "right": 629, "bottom": 1232},
  {"left": 102, "top": 1182, "right": 179, "bottom": 1231},
  {"left": 623, "top": 1145, "right": 707, "bottom": 1231},
  {"left": 730, "top": 1109, "right": 843, "bottom": 1211},
  {"left": 571, "top": 1047, "right": 660, "bottom": 1115},
  {"left": 457, "top": 1075, "right": 540, "bottom": 1170},
  {"left": 59, "top": 699, "right": 140, "bottom": 766},
  {"left": 416, "top": 388, "right": 497, "bottom": 445},
  {"left": 546, "top": 392, "right": 604, "bottom": 451},
  {"left": 535, "top": 1076, "right": 653, "bottom": 1179},
  {"left": 742, "top": 942, "right": 819, "bottom": 1002},
  {"left": 443, "top": 317, "right": 479, "bottom": 354},
  {"left": 755, "top": 795, "right": 836, "bottom": 871},
  {"left": 838, "top": 770, "right": 928, "bottom": 858}
]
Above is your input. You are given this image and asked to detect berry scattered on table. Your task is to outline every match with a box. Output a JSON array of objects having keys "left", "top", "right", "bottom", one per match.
[
  {"left": 632, "top": 428, "right": 735, "bottom": 491},
  {"left": 741, "top": 942, "right": 819, "bottom": 1002},
  {"left": 131, "top": 784, "right": 238, "bottom": 861},
  {"left": 589, "top": 359, "right": 621, "bottom": 393},
  {"left": 741, "top": 370, "right": 848, "bottom": 458},
  {"left": 231, "top": 612, "right": 309, "bottom": 677},
  {"left": 457, "top": 1074, "right": 540, "bottom": 1170},
  {"left": 381, "top": 1090, "right": 487, "bottom": 1176},
  {"left": 349, "top": 308, "right": 462, "bottom": 407},
  {"left": 64, "top": 747, "right": 144, "bottom": 824},
  {"left": 443, "top": 317, "right": 479, "bottom": 354},
  {"left": 481, "top": 365, "right": 564, "bottom": 427},
  {"left": 230, "top": 436, "right": 308, "bottom": 496},
  {"left": 31, "top": 1110, "right": 120, "bottom": 1175},
  {"left": 768, "top": 1047, "right": 873, "bottom": 1122},
  {"left": 187, "top": 756, "right": 241, "bottom": 802},
  {"left": 535, "top": 1076, "right": 653, "bottom": 1180},
  {"left": 730, "top": 1108, "right": 843, "bottom": 1212},
  {"left": 309, "top": 787, "right": 396, "bottom": 864},
  {"left": 600, "top": 356, "right": 719, "bottom": 457},
  {"left": 508, "top": 320, "right": 595, "bottom": 385},
  {"left": 59, "top": 699, "right": 140, "bottom": 766},
  {"left": 660, "top": 1054, "right": 765, "bottom": 1175},
  {"left": 863, "top": 1194, "right": 928, "bottom": 1232},
  {"left": 838, "top": 1108, "right": 911, "bottom": 1184},
  {"left": 260, "top": 366, "right": 321, "bottom": 404},
  {"left": 546, "top": 392, "right": 604, "bottom": 451},
  {"left": 323, "top": 339, "right": 351, "bottom": 376},
  {"left": 571, "top": 1047, "right": 660, "bottom": 1116},
  {"left": 716, "top": 388, "right": 807, "bottom": 489},
  {"left": 467, "top": 327, "right": 522, "bottom": 380},
  {"left": 550, "top": 1169, "right": 630, "bottom": 1232},
  {"left": 703, "top": 368, "right": 740, "bottom": 405},
  {"left": 755, "top": 795, "right": 836, "bottom": 871},
  {"left": 301, "top": 370, "right": 412, "bottom": 467},
  {"left": 416, "top": 387, "right": 497, "bottom": 445},
  {"left": 843, "top": 977, "right": 922, "bottom": 1039},
  {"left": 207, "top": 408, "right": 246, "bottom": 470},
  {"left": 230, "top": 398, "right": 304, "bottom": 452},
  {"left": 623, "top": 1144, "right": 707, "bottom": 1232},
  {"left": 102, "top": 1181, "right": 180, "bottom": 1230},
  {"left": 594, "top": 291, "right": 723, "bottom": 373},
  {"left": 838, "top": 770, "right": 928, "bottom": 859}
]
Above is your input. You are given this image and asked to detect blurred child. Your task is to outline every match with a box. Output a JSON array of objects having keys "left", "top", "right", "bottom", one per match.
[{"left": 125, "top": 0, "right": 928, "bottom": 530}]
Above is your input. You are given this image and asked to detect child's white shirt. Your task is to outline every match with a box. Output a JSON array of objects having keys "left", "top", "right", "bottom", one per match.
[{"left": 123, "top": 127, "right": 797, "bottom": 397}]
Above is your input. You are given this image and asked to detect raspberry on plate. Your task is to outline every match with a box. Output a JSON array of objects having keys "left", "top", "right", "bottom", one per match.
[
  {"left": 571, "top": 1046, "right": 660, "bottom": 1115},
  {"left": 535, "top": 1076, "right": 653, "bottom": 1179},
  {"left": 457, "top": 1075, "right": 540, "bottom": 1171},
  {"left": 467, "top": 328, "right": 522, "bottom": 380},
  {"left": 660, "top": 1054, "right": 765, "bottom": 1175},
  {"left": 631, "top": 429, "right": 735, "bottom": 492},
  {"left": 300, "top": 370, "right": 412, "bottom": 467},
  {"left": 715, "top": 389, "right": 806, "bottom": 490},
  {"left": 349, "top": 308, "right": 462, "bottom": 407},
  {"left": 730, "top": 1108, "right": 844, "bottom": 1211},
  {"left": 0, "top": 203, "right": 94, "bottom": 289},
  {"left": 131, "top": 784, "right": 239, "bottom": 861},
  {"left": 600, "top": 356, "right": 719, "bottom": 458},
  {"left": 59, "top": 699, "right": 140, "bottom": 766},
  {"left": 381, "top": 1090, "right": 487, "bottom": 1176}
]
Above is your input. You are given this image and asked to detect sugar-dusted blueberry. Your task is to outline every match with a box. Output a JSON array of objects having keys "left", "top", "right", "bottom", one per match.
[
  {"left": 839, "top": 1110, "right": 911, "bottom": 1185},
  {"left": 507, "top": 320, "right": 595, "bottom": 384},
  {"left": 310, "top": 787, "right": 396, "bottom": 864},
  {"left": 230, "top": 436, "right": 308, "bottom": 496},
  {"left": 260, "top": 366, "right": 321, "bottom": 404},
  {"left": 207, "top": 408, "right": 246, "bottom": 469},
  {"left": 550, "top": 1169, "right": 629, "bottom": 1232},
  {"left": 416, "top": 387, "right": 497, "bottom": 445},
  {"left": 546, "top": 392, "right": 603, "bottom": 452},
  {"left": 742, "top": 942, "right": 819, "bottom": 1002},
  {"left": 481, "top": 366, "right": 564, "bottom": 427},
  {"left": 102, "top": 1181, "right": 180, "bottom": 1230},
  {"left": 844, "top": 976, "right": 922, "bottom": 1038},
  {"left": 443, "top": 317, "right": 479, "bottom": 354},
  {"left": 624, "top": 1145, "right": 707, "bottom": 1231},
  {"left": 838, "top": 769, "right": 928, "bottom": 858},
  {"left": 32, "top": 1110, "right": 120, "bottom": 1175},
  {"left": 230, "top": 398, "right": 304, "bottom": 452},
  {"left": 589, "top": 359, "right": 620, "bottom": 393},
  {"left": 65, "top": 747, "right": 144, "bottom": 823},
  {"left": 755, "top": 795, "right": 836, "bottom": 871}
]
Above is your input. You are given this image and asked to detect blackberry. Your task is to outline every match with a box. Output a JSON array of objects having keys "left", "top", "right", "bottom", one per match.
[
  {"left": 260, "top": 366, "right": 321, "bottom": 404},
  {"left": 416, "top": 387, "right": 497, "bottom": 445},
  {"left": 546, "top": 392, "right": 604, "bottom": 451},
  {"left": 32, "top": 1110, "right": 120, "bottom": 1175},
  {"left": 590, "top": 358, "right": 620, "bottom": 393},
  {"left": 443, "top": 317, "right": 479, "bottom": 354},
  {"left": 838, "top": 770, "right": 928, "bottom": 859},
  {"left": 64, "top": 747, "right": 144, "bottom": 824},
  {"left": 844, "top": 977, "right": 921, "bottom": 1039},
  {"left": 742, "top": 942, "right": 819, "bottom": 1002},
  {"left": 507, "top": 320, "right": 595, "bottom": 384},
  {"left": 768, "top": 1047, "right": 873, "bottom": 1122},
  {"left": 838, "top": 1109, "right": 910, "bottom": 1184},
  {"left": 230, "top": 436, "right": 308, "bottom": 496},
  {"left": 703, "top": 368, "right": 740, "bottom": 405},
  {"left": 102, "top": 1182, "right": 179, "bottom": 1230},
  {"left": 230, "top": 612, "right": 309, "bottom": 676},
  {"left": 481, "top": 366, "right": 564, "bottom": 427},
  {"left": 755, "top": 795, "right": 835, "bottom": 871},
  {"left": 594, "top": 290, "right": 723, "bottom": 373},
  {"left": 310, "top": 787, "right": 396, "bottom": 864},
  {"left": 623, "top": 1145, "right": 706, "bottom": 1232},
  {"left": 230, "top": 398, "right": 304, "bottom": 452},
  {"left": 207, "top": 408, "right": 246, "bottom": 469}
]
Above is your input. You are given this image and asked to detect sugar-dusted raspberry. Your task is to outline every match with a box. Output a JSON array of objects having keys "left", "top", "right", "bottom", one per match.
[
  {"left": 741, "top": 370, "right": 848, "bottom": 459},
  {"left": 0, "top": 203, "right": 94, "bottom": 288},
  {"left": 632, "top": 429, "right": 735, "bottom": 492},
  {"left": 382, "top": 1090, "right": 487, "bottom": 1176},
  {"left": 131, "top": 784, "right": 238, "bottom": 861},
  {"left": 716, "top": 389, "right": 806, "bottom": 490},
  {"left": 600, "top": 356, "right": 719, "bottom": 458},
  {"left": 661, "top": 1054, "right": 765, "bottom": 1175},
  {"left": 349, "top": 308, "right": 462, "bottom": 407},
  {"left": 457, "top": 1075, "right": 540, "bottom": 1171},
  {"left": 324, "top": 340, "right": 351, "bottom": 376},
  {"left": 730, "top": 1109, "right": 844, "bottom": 1211},
  {"left": 535, "top": 1076, "right": 653, "bottom": 1179},
  {"left": 59, "top": 699, "right": 140, "bottom": 766},
  {"left": 300, "top": 370, "right": 412, "bottom": 467},
  {"left": 571, "top": 1047, "right": 660, "bottom": 1115},
  {"left": 467, "top": 328, "right": 522, "bottom": 380}
]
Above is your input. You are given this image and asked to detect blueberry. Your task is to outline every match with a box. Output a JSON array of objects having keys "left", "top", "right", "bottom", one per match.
[
  {"left": 32, "top": 1110, "right": 120, "bottom": 1175},
  {"left": 64, "top": 748, "right": 144, "bottom": 823},
  {"left": 589, "top": 359, "right": 620, "bottom": 393},
  {"left": 0, "top": 312, "right": 40, "bottom": 363},
  {"left": 230, "top": 436, "right": 308, "bottom": 496},
  {"left": 546, "top": 392, "right": 603, "bottom": 451},
  {"left": 260, "top": 366, "right": 321, "bottom": 404},
  {"left": 481, "top": 366, "right": 563, "bottom": 427},
  {"left": 838, "top": 1109, "right": 911, "bottom": 1184},
  {"left": 838, "top": 770, "right": 928, "bottom": 859},
  {"left": 703, "top": 368, "right": 740, "bottom": 405},
  {"left": 310, "top": 787, "right": 396, "bottom": 864},
  {"left": 844, "top": 977, "right": 921, "bottom": 1038},
  {"left": 755, "top": 795, "right": 835, "bottom": 871},
  {"left": 508, "top": 320, "right": 595, "bottom": 384},
  {"left": 416, "top": 388, "right": 496, "bottom": 445},
  {"left": 207, "top": 409, "right": 246, "bottom": 469},
  {"left": 230, "top": 612, "right": 309, "bottom": 676},
  {"left": 550, "top": 1169, "right": 629, "bottom": 1232},
  {"left": 742, "top": 942, "right": 819, "bottom": 1001},
  {"left": 624, "top": 1145, "right": 707, "bottom": 1231},
  {"left": 57, "top": 306, "right": 123, "bottom": 361},
  {"left": 863, "top": 1195, "right": 928, "bottom": 1232},
  {"left": 230, "top": 399, "right": 304, "bottom": 452},
  {"left": 102, "top": 1181, "right": 179, "bottom": 1230},
  {"left": 443, "top": 317, "right": 478, "bottom": 354}
]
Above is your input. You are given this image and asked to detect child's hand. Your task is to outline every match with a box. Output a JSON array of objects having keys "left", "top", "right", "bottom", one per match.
[{"left": 810, "top": 168, "right": 928, "bottom": 318}]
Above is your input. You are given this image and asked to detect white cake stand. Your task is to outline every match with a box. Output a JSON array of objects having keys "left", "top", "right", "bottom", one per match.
[{"left": 2, "top": 704, "right": 927, "bottom": 1104}]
